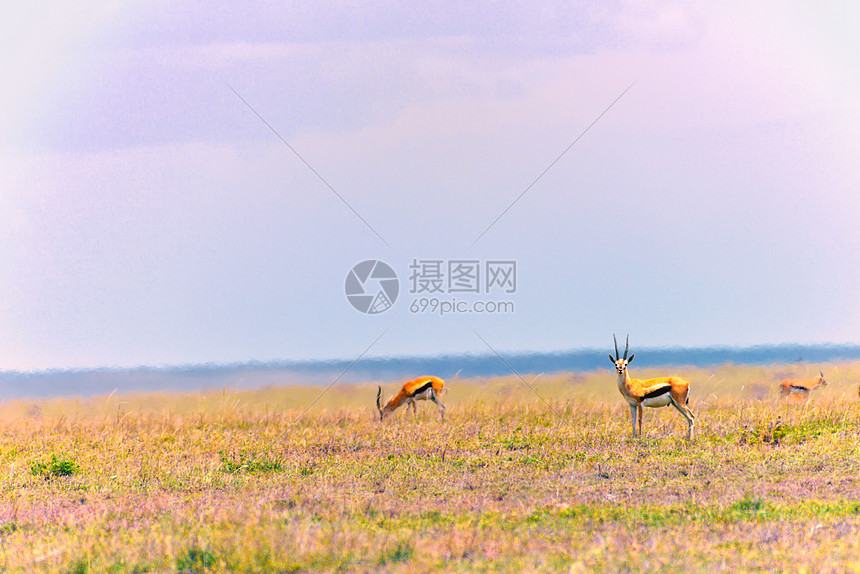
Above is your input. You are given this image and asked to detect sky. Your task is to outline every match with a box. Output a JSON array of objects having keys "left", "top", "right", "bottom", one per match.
[{"left": 2, "top": 1, "right": 860, "bottom": 372}]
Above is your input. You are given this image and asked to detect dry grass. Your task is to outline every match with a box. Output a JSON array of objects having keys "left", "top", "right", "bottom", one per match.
[{"left": 0, "top": 361, "right": 859, "bottom": 572}]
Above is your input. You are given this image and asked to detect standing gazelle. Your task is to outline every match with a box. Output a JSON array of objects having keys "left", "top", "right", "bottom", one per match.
[
  {"left": 376, "top": 376, "right": 446, "bottom": 421},
  {"left": 609, "top": 335, "right": 696, "bottom": 440},
  {"left": 779, "top": 372, "right": 827, "bottom": 401}
]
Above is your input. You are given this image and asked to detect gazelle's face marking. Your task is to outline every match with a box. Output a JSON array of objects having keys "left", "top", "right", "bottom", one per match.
[
  {"left": 612, "top": 358, "right": 629, "bottom": 375},
  {"left": 609, "top": 354, "right": 634, "bottom": 376}
]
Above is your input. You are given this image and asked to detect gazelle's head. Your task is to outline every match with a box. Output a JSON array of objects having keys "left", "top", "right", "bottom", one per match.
[
  {"left": 609, "top": 334, "right": 635, "bottom": 375},
  {"left": 818, "top": 371, "right": 827, "bottom": 387}
]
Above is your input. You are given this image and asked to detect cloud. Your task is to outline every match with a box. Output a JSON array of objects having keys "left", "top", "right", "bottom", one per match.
[{"left": 600, "top": 0, "right": 705, "bottom": 51}]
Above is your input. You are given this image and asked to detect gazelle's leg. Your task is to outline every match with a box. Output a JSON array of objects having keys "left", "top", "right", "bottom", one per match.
[
  {"left": 430, "top": 389, "right": 446, "bottom": 421},
  {"left": 637, "top": 404, "right": 643, "bottom": 438},
  {"left": 670, "top": 398, "right": 695, "bottom": 440},
  {"left": 629, "top": 404, "right": 638, "bottom": 438}
]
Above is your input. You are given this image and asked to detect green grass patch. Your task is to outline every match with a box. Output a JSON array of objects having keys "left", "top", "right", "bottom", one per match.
[
  {"left": 218, "top": 450, "right": 285, "bottom": 474},
  {"left": 175, "top": 547, "right": 216, "bottom": 572},
  {"left": 30, "top": 453, "right": 80, "bottom": 479}
]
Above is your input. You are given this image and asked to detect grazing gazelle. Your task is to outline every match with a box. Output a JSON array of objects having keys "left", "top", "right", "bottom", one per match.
[
  {"left": 609, "top": 335, "right": 696, "bottom": 440},
  {"left": 376, "top": 376, "right": 446, "bottom": 421},
  {"left": 779, "top": 372, "right": 827, "bottom": 401}
]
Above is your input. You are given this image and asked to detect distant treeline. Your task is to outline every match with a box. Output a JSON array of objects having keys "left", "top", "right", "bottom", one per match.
[{"left": 2, "top": 344, "right": 859, "bottom": 400}]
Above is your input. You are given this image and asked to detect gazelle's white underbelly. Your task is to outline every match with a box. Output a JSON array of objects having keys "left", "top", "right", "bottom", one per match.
[
  {"left": 642, "top": 394, "right": 673, "bottom": 408},
  {"left": 410, "top": 389, "right": 433, "bottom": 401}
]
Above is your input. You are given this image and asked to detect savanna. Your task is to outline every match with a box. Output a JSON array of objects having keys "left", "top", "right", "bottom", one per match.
[{"left": 1, "top": 362, "right": 859, "bottom": 572}]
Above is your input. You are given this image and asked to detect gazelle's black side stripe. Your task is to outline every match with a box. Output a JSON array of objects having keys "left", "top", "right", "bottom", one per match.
[
  {"left": 411, "top": 381, "right": 434, "bottom": 396},
  {"left": 643, "top": 385, "right": 671, "bottom": 399}
]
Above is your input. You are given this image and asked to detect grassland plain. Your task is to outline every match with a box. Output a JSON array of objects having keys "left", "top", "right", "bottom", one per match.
[{"left": 1, "top": 362, "right": 860, "bottom": 573}]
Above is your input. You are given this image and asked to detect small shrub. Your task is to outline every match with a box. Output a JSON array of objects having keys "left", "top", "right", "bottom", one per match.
[
  {"left": 30, "top": 454, "right": 80, "bottom": 479},
  {"left": 219, "top": 451, "right": 284, "bottom": 474},
  {"left": 379, "top": 541, "right": 413, "bottom": 565},
  {"left": 728, "top": 495, "right": 774, "bottom": 520},
  {"left": 175, "top": 547, "right": 216, "bottom": 573}
]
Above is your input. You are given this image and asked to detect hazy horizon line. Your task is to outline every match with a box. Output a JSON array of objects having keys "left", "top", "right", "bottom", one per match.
[{"left": 5, "top": 341, "right": 860, "bottom": 377}]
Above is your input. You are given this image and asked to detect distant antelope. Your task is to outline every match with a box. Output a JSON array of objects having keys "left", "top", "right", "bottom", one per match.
[
  {"left": 779, "top": 372, "right": 827, "bottom": 401},
  {"left": 376, "top": 376, "right": 446, "bottom": 421},
  {"left": 609, "top": 335, "right": 696, "bottom": 440}
]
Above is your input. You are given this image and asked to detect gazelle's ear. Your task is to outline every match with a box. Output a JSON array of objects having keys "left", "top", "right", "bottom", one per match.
[
  {"left": 627, "top": 353, "right": 634, "bottom": 364},
  {"left": 608, "top": 354, "right": 616, "bottom": 363}
]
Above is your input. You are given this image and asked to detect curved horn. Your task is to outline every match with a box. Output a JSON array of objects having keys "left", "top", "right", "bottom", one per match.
[
  {"left": 623, "top": 335, "right": 630, "bottom": 361},
  {"left": 613, "top": 334, "right": 619, "bottom": 360}
]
